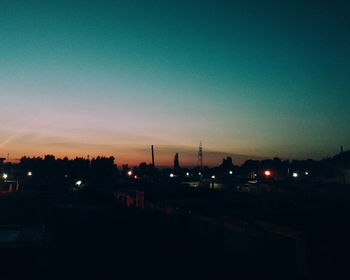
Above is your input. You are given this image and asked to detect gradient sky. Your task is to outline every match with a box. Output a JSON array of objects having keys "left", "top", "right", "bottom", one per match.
[{"left": 0, "top": 0, "right": 349, "bottom": 166}]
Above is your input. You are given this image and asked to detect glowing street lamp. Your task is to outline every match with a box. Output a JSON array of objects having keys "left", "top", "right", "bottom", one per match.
[
  {"left": 3, "top": 173, "right": 8, "bottom": 181},
  {"left": 127, "top": 170, "right": 132, "bottom": 176},
  {"left": 75, "top": 180, "right": 82, "bottom": 186},
  {"left": 304, "top": 172, "right": 309, "bottom": 175},
  {"left": 27, "top": 171, "right": 32, "bottom": 176},
  {"left": 264, "top": 170, "right": 271, "bottom": 177},
  {"left": 170, "top": 173, "right": 174, "bottom": 178},
  {"left": 211, "top": 175, "right": 215, "bottom": 179},
  {"left": 229, "top": 171, "right": 233, "bottom": 175},
  {"left": 186, "top": 172, "right": 190, "bottom": 176},
  {"left": 292, "top": 172, "right": 299, "bottom": 178}
]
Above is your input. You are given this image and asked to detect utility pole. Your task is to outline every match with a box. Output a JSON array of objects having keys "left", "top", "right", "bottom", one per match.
[
  {"left": 151, "top": 145, "right": 155, "bottom": 182},
  {"left": 151, "top": 145, "right": 155, "bottom": 168}
]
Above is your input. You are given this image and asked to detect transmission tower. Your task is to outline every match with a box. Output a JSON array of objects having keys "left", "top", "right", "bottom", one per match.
[{"left": 197, "top": 141, "right": 203, "bottom": 170}]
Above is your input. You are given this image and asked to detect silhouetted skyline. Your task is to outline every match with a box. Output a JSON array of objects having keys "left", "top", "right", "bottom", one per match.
[{"left": 1, "top": 0, "right": 349, "bottom": 165}]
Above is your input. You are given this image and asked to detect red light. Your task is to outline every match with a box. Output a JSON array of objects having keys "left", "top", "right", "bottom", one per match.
[{"left": 264, "top": 170, "right": 271, "bottom": 176}]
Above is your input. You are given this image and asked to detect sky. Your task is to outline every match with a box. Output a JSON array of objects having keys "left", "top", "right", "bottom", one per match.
[{"left": 0, "top": 0, "right": 349, "bottom": 166}]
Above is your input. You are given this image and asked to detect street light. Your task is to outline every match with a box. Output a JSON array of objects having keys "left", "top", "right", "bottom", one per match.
[
  {"left": 264, "top": 170, "right": 271, "bottom": 177},
  {"left": 292, "top": 172, "right": 299, "bottom": 178},
  {"left": 27, "top": 171, "right": 32, "bottom": 176},
  {"left": 75, "top": 180, "right": 82, "bottom": 186},
  {"left": 170, "top": 173, "right": 174, "bottom": 178},
  {"left": 229, "top": 171, "right": 233, "bottom": 175},
  {"left": 3, "top": 173, "right": 8, "bottom": 181},
  {"left": 127, "top": 170, "right": 132, "bottom": 176}
]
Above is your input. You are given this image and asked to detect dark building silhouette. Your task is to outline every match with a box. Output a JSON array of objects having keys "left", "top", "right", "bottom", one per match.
[
  {"left": 174, "top": 153, "right": 180, "bottom": 172},
  {"left": 221, "top": 156, "right": 233, "bottom": 171}
]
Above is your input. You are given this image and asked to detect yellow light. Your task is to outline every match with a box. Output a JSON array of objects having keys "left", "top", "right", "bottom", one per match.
[{"left": 3, "top": 174, "right": 8, "bottom": 179}]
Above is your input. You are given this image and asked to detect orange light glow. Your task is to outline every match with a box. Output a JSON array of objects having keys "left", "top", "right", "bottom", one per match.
[{"left": 264, "top": 170, "right": 271, "bottom": 176}]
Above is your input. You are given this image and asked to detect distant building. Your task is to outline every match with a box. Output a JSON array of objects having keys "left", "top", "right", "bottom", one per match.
[
  {"left": 174, "top": 153, "right": 180, "bottom": 172},
  {"left": 221, "top": 156, "right": 233, "bottom": 171}
]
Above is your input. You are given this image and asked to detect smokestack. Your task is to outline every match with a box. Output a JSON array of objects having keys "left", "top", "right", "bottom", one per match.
[{"left": 151, "top": 145, "right": 155, "bottom": 168}]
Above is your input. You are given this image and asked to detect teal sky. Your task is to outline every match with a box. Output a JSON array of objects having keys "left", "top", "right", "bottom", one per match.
[{"left": 0, "top": 0, "right": 349, "bottom": 165}]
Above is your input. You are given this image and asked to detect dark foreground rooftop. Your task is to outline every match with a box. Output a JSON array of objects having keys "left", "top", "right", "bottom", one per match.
[{"left": 0, "top": 189, "right": 349, "bottom": 280}]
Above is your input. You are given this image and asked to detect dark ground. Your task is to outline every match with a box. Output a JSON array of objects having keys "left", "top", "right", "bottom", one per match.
[
  {"left": 0, "top": 192, "right": 245, "bottom": 280},
  {"left": 0, "top": 190, "right": 349, "bottom": 280}
]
